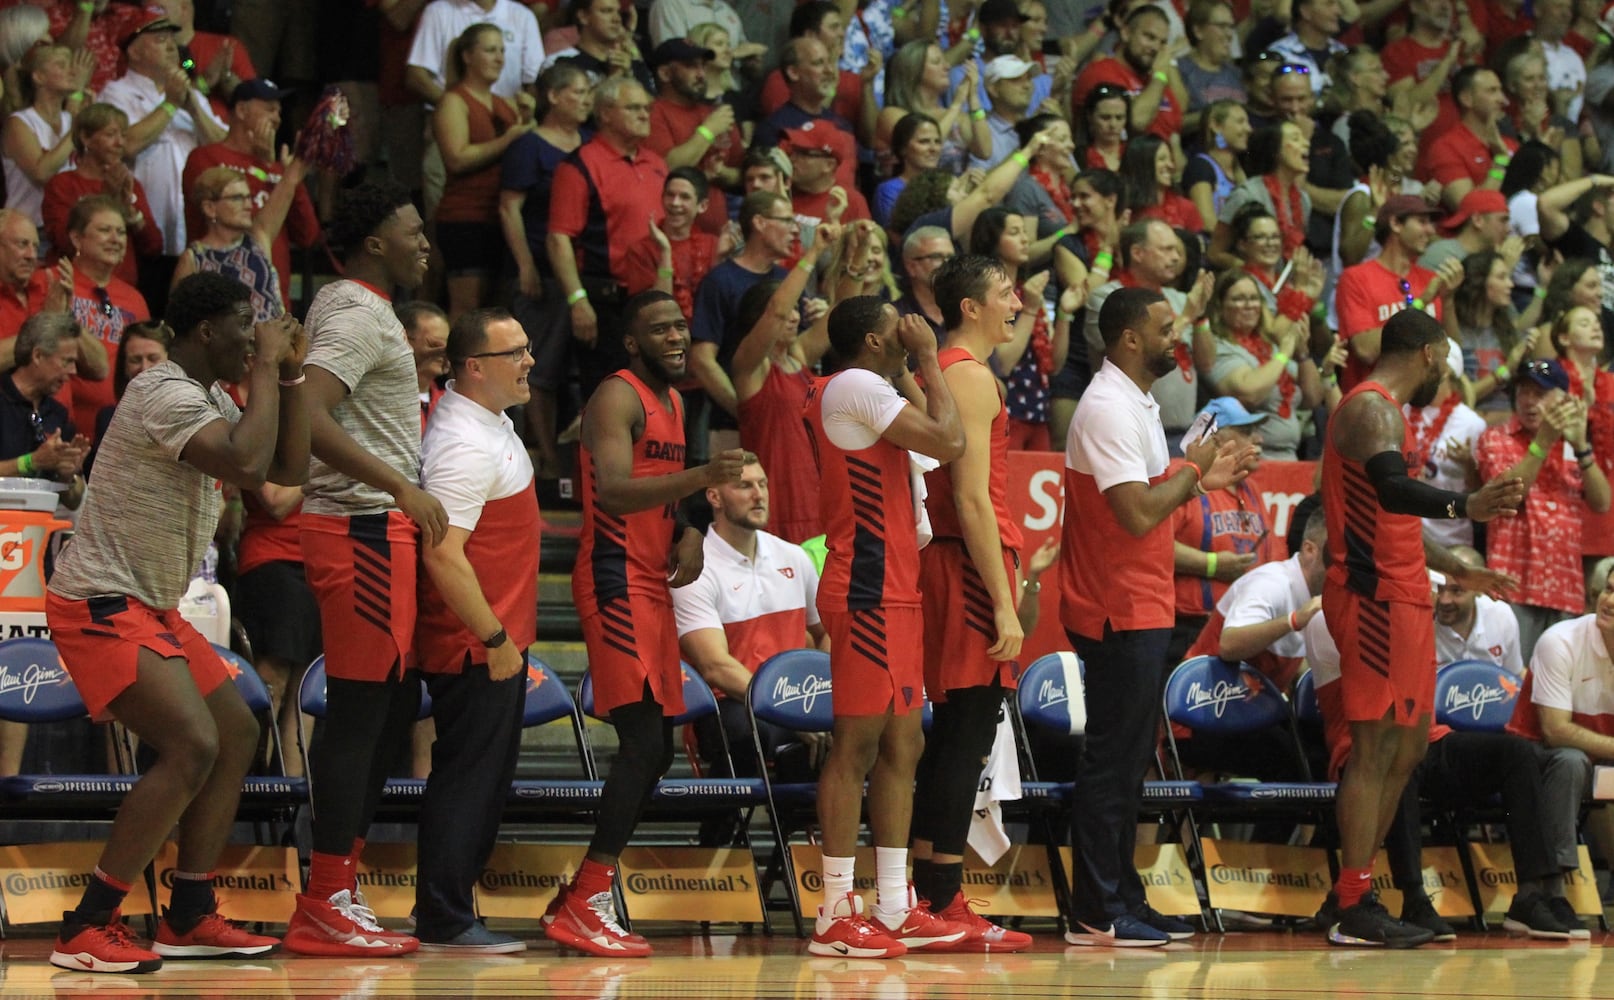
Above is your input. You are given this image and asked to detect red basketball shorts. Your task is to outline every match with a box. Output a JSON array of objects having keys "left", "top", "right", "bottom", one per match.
[
  {"left": 1322, "top": 586, "right": 1436, "bottom": 726},
  {"left": 582, "top": 594, "right": 685, "bottom": 718},
  {"left": 821, "top": 605, "right": 924, "bottom": 717},
  {"left": 46, "top": 593, "right": 228, "bottom": 722},
  {"left": 921, "top": 540, "right": 1021, "bottom": 701},
  {"left": 300, "top": 511, "right": 418, "bottom": 682}
]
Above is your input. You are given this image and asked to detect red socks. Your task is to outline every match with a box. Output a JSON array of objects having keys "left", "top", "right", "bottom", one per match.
[
  {"left": 307, "top": 851, "right": 356, "bottom": 901},
  {"left": 572, "top": 858, "right": 615, "bottom": 899},
  {"left": 1335, "top": 865, "right": 1374, "bottom": 910}
]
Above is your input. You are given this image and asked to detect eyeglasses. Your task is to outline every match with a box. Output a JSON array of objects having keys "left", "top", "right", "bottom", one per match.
[
  {"left": 1088, "top": 84, "right": 1129, "bottom": 102},
  {"left": 91, "top": 285, "right": 114, "bottom": 318},
  {"left": 212, "top": 193, "right": 252, "bottom": 203},
  {"left": 1276, "top": 63, "right": 1312, "bottom": 76},
  {"left": 465, "top": 345, "right": 532, "bottom": 363},
  {"left": 907, "top": 252, "right": 953, "bottom": 264}
]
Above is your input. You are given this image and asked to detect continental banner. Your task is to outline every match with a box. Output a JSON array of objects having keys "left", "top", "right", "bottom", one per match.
[
  {"left": 1200, "top": 839, "right": 1330, "bottom": 916},
  {"left": 790, "top": 845, "right": 1064, "bottom": 917},
  {"left": 1470, "top": 842, "right": 1603, "bottom": 917},
  {"left": 0, "top": 843, "right": 153, "bottom": 925},
  {"left": 1369, "top": 847, "right": 1476, "bottom": 919},
  {"left": 355, "top": 842, "right": 419, "bottom": 920},
  {"left": 474, "top": 842, "right": 584, "bottom": 920},
  {"left": 153, "top": 842, "right": 299, "bottom": 924},
  {"left": 618, "top": 846, "right": 765, "bottom": 923},
  {"left": 1056, "top": 844, "right": 1200, "bottom": 917}
]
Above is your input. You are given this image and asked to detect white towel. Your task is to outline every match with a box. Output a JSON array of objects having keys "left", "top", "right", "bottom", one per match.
[
  {"left": 967, "top": 712, "right": 1023, "bottom": 865},
  {"left": 909, "top": 450, "right": 940, "bottom": 550}
]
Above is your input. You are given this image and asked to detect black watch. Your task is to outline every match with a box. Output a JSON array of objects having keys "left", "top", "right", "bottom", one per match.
[{"left": 483, "top": 627, "right": 508, "bottom": 649}]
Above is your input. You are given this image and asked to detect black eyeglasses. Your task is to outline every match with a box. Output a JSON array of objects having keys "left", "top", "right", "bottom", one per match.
[
  {"left": 92, "top": 285, "right": 114, "bottom": 318},
  {"left": 1088, "top": 84, "right": 1129, "bottom": 103},
  {"left": 1276, "top": 63, "right": 1312, "bottom": 76},
  {"left": 464, "top": 345, "right": 532, "bottom": 363}
]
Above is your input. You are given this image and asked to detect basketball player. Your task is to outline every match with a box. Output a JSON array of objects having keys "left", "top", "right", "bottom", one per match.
[
  {"left": 908, "top": 254, "right": 1032, "bottom": 951},
  {"left": 545, "top": 290, "right": 748, "bottom": 957},
  {"left": 805, "top": 296, "right": 969, "bottom": 959},
  {"left": 46, "top": 274, "right": 307, "bottom": 973},
  {"left": 285, "top": 182, "right": 442, "bottom": 957},
  {"left": 1321, "top": 308, "right": 1524, "bottom": 947}
]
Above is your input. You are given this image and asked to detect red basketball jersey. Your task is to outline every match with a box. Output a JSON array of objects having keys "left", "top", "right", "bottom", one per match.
[
  {"left": 1322, "top": 381, "right": 1432, "bottom": 605},
  {"left": 804, "top": 370, "right": 921, "bottom": 611},
  {"left": 922, "top": 347, "right": 1023, "bottom": 551},
  {"left": 573, "top": 370, "right": 687, "bottom": 617},
  {"left": 738, "top": 362, "right": 820, "bottom": 544}
]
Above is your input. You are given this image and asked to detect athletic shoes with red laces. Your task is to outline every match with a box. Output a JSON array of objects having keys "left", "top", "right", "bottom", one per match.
[
  {"left": 928, "top": 891, "right": 1033, "bottom": 952},
  {"left": 282, "top": 890, "right": 419, "bottom": 957},
  {"left": 154, "top": 905, "right": 279, "bottom": 958},
  {"left": 544, "top": 889, "right": 652, "bottom": 958},
  {"left": 50, "top": 910, "right": 163, "bottom": 974},
  {"left": 808, "top": 892, "right": 907, "bottom": 959},
  {"left": 874, "top": 893, "right": 970, "bottom": 953}
]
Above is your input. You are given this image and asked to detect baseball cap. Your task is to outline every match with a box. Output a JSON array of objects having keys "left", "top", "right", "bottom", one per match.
[
  {"left": 1199, "top": 397, "right": 1268, "bottom": 431},
  {"left": 119, "top": 4, "right": 180, "bottom": 48},
  {"left": 229, "top": 78, "right": 294, "bottom": 107},
  {"left": 1381, "top": 194, "right": 1441, "bottom": 221},
  {"left": 1442, "top": 188, "right": 1508, "bottom": 233},
  {"left": 979, "top": 0, "right": 1032, "bottom": 24},
  {"left": 984, "top": 55, "right": 1037, "bottom": 85},
  {"left": 1517, "top": 358, "right": 1570, "bottom": 392},
  {"left": 781, "top": 125, "right": 839, "bottom": 159},
  {"left": 650, "top": 38, "right": 715, "bottom": 70}
]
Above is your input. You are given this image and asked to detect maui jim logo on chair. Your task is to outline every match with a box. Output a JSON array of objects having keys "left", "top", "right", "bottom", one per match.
[
  {"left": 0, "top": 659, "right": 68, "bottom": 704},
  {"left": 1443, "top": 682, "right": 1510, "bottom": 721},
  {"left": 1184, "top": 679, "right": 1249, "bottom": 717},
  {"left": 771, "top": 673, "right": 831, "bottom": 713},
  {"left": 1035, "top": 676, "right": 1067, "bottom": 709}
]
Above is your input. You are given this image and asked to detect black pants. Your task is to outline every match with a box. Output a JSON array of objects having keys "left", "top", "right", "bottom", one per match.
[
  {"left": 912, "top": 684, "right": 1006, "bottom": 856},
  {"left": 308, "top": 673, "right": 420, "bottom": 855},
  {"left": 414, "top": 662, "right": 525, "bottom": 941},
  {"left": 1384, "top": 731, "right": 1559, "bottom": 890},
  {"left": 1068, "top": 625, "right": 1172, "bottom": 925},
  {"left": 576, "top": 280, "right": 631, "bottom": 405}
]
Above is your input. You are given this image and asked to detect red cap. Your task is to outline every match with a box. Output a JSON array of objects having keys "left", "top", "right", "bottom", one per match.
[
  {"left": 1442, "top": 188, "right": 1509, "bottom": 232},
  {"left": 781, "top": 125, "right": 839, "bottom": 159},
  {"left": 118, "top": 5, "right": 179, "bottom": 48}
]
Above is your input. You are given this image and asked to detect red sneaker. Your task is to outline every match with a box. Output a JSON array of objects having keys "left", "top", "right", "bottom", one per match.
[
  {"left": 808, "top": 892, "right": 908, "bottom": 959},
  {"left": 929, "top": 891, "right": 1033, "bottom": 952},
  {"left": 154, "top": 906, "right": 279, "bottom": 958},
  {"left": 282, "top": 890, "right": 419, "bottom": 957},
  {"left": 542, "top": 883, "right": 570, "bottom": 927},
  {"left": 50, "top": 910, "right": 163, "bottom": 974},
  {"left": 872, "top": 889, "right": 969, "bottom": 952},
  {"left": 544, "top": 889, "right": 651, "bottom": 957}
]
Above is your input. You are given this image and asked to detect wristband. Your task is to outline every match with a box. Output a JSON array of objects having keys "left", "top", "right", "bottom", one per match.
[
  {"left": 1184, "top": 460, "right": 1203, "bottom": 482},
  {"left": 1011, "top": 151, "right": 1030, "bottom": 168},
  {"left": 1057, "top": 310, "right": 1077, "bottom": 323},
  {"left": 696, "top": 124, "right": 716, "bottom": 142},
  {"left": 1534, "top": 287, "right": 1548, "bottom": 300},
  {"left": 226, "top": 499, "right": 245, "bottom": 513},
  {"left": 278, "top": 374, "right": 306, "bottom": 387},
  {"left": 567, "top": 288, "right": 588, "bottom": 305},
  {"left": 971, "top": 108, "right": 987, "bottom": 120},
  {"left": 892, "top": 5, "right": 908, "bottom": 18},
  {"left": 17, "top": 453, "right": 33, "bottom": 476},
  {"left": 194, "top": 77, "right": 209, "bottom": 97},
  {"left": 1273, "top": 351, "right": 1290, "bottom": 366},
  {"left": 965, "top": 27, "right": 981, "bottom": 40},
  {"left": 1411, "top": 298, "right": 1425, "bottom": 310},
  {"left": 1153, "top": 70, "right": 1169, "bottom": 84},
  {"left": 68, "top": 90, "right": 85, "bottom": 103},
  {"left": 657, "top": 267, "right": 675, "bottom": 277},
  {"left": 1194, "top": 318, "right": 1211, "bottom": 334},
  {"left": 1022, "top": 577, "right": 1041, "bottom": 593},
  {"left": 1094, "top": 251, "right": 1114, "bottom": 270},
  {"left": 796, "top": 255, "right": 815, "bottom": 271},
  {"left": 1361, "top": 216, "right": 1376, "bottom": 231},
  {"left": 1602, "top": 31, "right": 1613, "bottom": 44},
  {"left": 1577, "top": 446, "right": 1594, "bottom": 461},
  {"left": 78, "top": 0, "right": 94, "bottom": 10},
  {"left": 1288, "top": 610, "right": 1300, "bottom": 632},
  {"left": 1205, "top": 552, "right": 1218, "bottom": 579},
  {"left": 160, "top": 101, "right": 178, "bottom": 117},
  {"left": 1494, "top": 154, "right": 1511, "bottom": 167},
  {"left": 1051, "top": 227, "right": 1069, "bottom": 241},
  {"left": 1529, "top": 441, "right": 1547, "bottom": 460},
  {"left": 1488, "top": 167, "right": 1505, "bottom": 180},
  {"left": 482, "top": 627, "right": 508, "bottom": 649},
  {"left": 1493, "top": 363, "right": 1511, "bottom": 382}
]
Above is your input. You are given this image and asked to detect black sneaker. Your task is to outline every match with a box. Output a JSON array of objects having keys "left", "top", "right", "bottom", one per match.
[
  {"left": 1327, "top": 893, "right": 1436, "bottom": 948},
  {"left": 1133, "top": 903, "right": 1195, "bottom": 940},
  {"left": 1546, "top": 896, "right": 1592, "bottom": 941},
  {"left": 1312, "top": 891, "right": 1340, "bottom": 933},
  {"left": 1503, "top": 893, "right": 1573, "bottom": 940},
  {"left": 1399, "top": 895, "right": 1456, "bottom": 942}
]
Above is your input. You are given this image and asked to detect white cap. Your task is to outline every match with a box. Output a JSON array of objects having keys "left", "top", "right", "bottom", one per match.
[{"left": 984, "top": 55, "right": 1037, "bottom": 85}]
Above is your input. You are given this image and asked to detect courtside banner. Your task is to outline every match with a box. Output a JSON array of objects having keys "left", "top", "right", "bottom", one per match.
[
  {"left": 474, "top": 842, "right": 584, "bottom": 919},
  {"left": 1008, "top": 453, "right": 1317, "bottom": 661},
  {"left": 618, "top": 846, "right": 765, "bottom": 923},
  {"left": 790, "top": 845, "right": 1065, "bottom": 917},
  {"left": 1470, "top": 843, "right": 1602, "bottom": 917},
  {"left": 153, "top": 842, "right": 298, "bottom": 924},
  {"left": 1369, "top": 847, "right": 1476, "bottom": 918},
  {"left": 1200, "top": 839, "right": 1331, "bottom": 916},
  {"left": 1056, "top": 844, "right": 1199, "bottom": 917},
  {"left": 0, "top": 843, "right": 154, "bottom": 924},
  {"left": 355, "top": 842, "right": 419, "bottom": 919}
]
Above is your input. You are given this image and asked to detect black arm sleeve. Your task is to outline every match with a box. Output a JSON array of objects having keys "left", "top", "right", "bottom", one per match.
[{"left": 1364, "top": 451, "right": 1468, "bottom": 519}]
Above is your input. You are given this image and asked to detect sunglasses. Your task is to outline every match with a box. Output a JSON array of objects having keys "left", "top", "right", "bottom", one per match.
[
  {"left": 92, "top": 285, "right": 115, "bottom": 318},
  {"left": 1276, "top": 63, "right": 1312, "bottom": 76}
]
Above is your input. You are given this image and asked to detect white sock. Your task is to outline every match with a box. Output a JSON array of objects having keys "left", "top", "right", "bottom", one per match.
[
  {"left": 873, "top": 846, "right": 909, "bottom": 923},
  {"left": 821, "top": 854, "right": 856, "bottom": 911}
]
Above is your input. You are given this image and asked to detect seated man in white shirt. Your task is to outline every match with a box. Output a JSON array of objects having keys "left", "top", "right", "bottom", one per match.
[
  {"left": 672, "top": 453, "right": 828, "bottom": 799},
  {"left": 1434, "top": 546, "right": 1524, "bottom": 675}
]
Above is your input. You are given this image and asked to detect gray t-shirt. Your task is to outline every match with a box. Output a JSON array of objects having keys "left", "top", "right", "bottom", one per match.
[
  {"left": 50, "top": 362, "right": 240, "bottom": 609},
  {"left": 1418, "top": 238, "right": 1468, "bottom": 273},
  {"left": 1209, "top": 336, "right": 1305, "bottom": 461},
  {"left": 1218, "top": 177, "right": 1312, "bottom": 232},
  {"left": 302, "top": 280, "right": 420, "bottom": 516}
]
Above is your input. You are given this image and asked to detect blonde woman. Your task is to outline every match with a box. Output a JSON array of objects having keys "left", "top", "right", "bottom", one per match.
[
  {"left": 1, "top": 44, "right": 92, "bottom": 227},
  {"left": 173, "top": 161, "right": 306, "bottom": 322},
  {"left": 827, "top": 221, "right": 901, "bottom": 304}
]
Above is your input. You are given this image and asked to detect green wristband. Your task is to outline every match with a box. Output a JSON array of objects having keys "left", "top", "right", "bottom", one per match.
[
  {"left": 1153, "top": 70, "right": 1169, "bottom": 83},
  {"left": 160, "top": 101, "right": 177, "bottom": 117},
  {"left": 1273, "top": 351, "right": 1290, "bottom": 367},
  {"left": 17, "top": 453, "right": 33, "bottom": 476},
  {"left": 1488, "top": 167, "right": 1505, "bottom": 180},
  {"left": 1205, "top": 552, "right": 1218, "bottom": 579},
  {"left": 971, "top": 108, "right": 987, "bottom": 120},
  {"left": 1011, "top": 151, "right": 1030, "bottom": 168},
  {"left": 1529, "top": 441, "right": 1547, "bottom": 460},
  {"left": 1361, "top": 216, "right": 1376, "bottom": 231},
  {"left": 696, "top": 124, "right": 716, "bottom": 142},
  {"left": 567, "top": 288, "right": 588, "bottom": 305},
  {"left": 1494, "top": 363, "right": 1511, "bottom": 381},
  {"left": 1493, "top": 154, "right": 1512, "bottom": 167}
]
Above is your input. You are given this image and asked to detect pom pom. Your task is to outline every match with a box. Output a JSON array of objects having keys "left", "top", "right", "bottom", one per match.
[{"left": 295, "top": 86, "right": 356, "bottom": 176}]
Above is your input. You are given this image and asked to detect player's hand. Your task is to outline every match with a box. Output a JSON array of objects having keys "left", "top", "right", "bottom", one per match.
[
  {"left": 1451, "top": 564, "right": 1520, "bottom": 600},
  {"left": 1293, "top": 594, "right": 1323, "bottom": 630},
  {"left": 396, "top": 483, "right": 449, "bottom": 546},
  {"left": 487, "top": 640, "right": 525, "bottom": 681},
  {"left": 896, "top": 312, "right": 939, "bottom": 359},
  {"left": 668, "top": 525, "right": 705, "bottom": 588},
  {"left": 1190, "top": 436, "right": 1259, "bottom": 492},
  {"left": 1465, "top": 475, "right": 1526, "bottom": 523},
  {"left": 988, "top": 604, "right": 1024, "bottom": 661},
  {"left": 252, "top": 314, "right": 295, "bottom": 367},
  {"left": 1027, "top": 536, "right": 1059, "bottom": 576},
  {"left": 570, "top": 298, "right": 598, "bottom": 348},
  {"left": 1214, "top": 550, "right": 1258, "bottom": 582},
  {"left": 702, "top": 448, "right": 747, "bottom": 486}
]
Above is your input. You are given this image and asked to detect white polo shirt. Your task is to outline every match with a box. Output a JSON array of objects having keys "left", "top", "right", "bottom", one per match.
[
  {"left": 100, "top": 71, "right": 227, "bottom": 255},
  {"left": 407, "top": 0, "right": 545, "bottom": 100},
  {"left": 1521, "top": 614, "right": 1614, "bottom": 739},
  {"left": 1435, "top": 595, "right": 1524, "bottom": 677},
  {"left": 673, "top": 528, "right": 821, "bottom": 674},
  {"left": 1217, "top": 555, "right": 1310, "bottom": 661},
  {"left": 420, "top": 385, "right": 534, "bottom": 527}
]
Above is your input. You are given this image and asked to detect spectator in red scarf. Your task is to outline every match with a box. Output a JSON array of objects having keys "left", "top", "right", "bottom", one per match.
[
  {"left": 1208, "top": 121, "right": 1311, "bottom": 271},
  {"left": 1072, "top": 83, "right": 1127, "bottom": 173},
  {"left": 969, "top": 206, "right": 1063, "bottom": 450},
  {"left": 1123, "top": 135, "right": 1201, "bottom": 234}
]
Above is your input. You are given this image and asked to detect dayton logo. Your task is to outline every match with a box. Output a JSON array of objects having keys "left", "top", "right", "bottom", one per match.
[
  {"left": 1443, "top": 678, "right": 1515, "bottom": 721},
  {"left": 1184, "top": 679, "right": 1249, "bottom": 718},
  {"left": 0, "top": 659, "right": 69, "bottom": 704},
  {"left": 771, "top": 673, "right": 831, "bottom": 714}
]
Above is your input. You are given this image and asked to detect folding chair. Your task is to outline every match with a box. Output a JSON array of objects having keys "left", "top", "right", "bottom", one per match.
[
  {"left": 211, "top": 644, "right": 305, "bottom": 843},
  {"left": 295, "top": 657, "right": 434, "bottom": 820},
  {"left": 506, "top": 653, "right": 604, "bottom": 816}
]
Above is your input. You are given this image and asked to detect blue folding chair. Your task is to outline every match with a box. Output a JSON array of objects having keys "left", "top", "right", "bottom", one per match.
[
  {"left": 1434, "top": 659, "right": 1520, "bottom": 733},
  {"left": 210, "top": 644, "right": 305, "bottom": 839},
  {"left": 506, "top": 654, "right": 604, "bottom": 814},
  {"left": 295, "top": 657, "right": 433, "bottom": 816}
]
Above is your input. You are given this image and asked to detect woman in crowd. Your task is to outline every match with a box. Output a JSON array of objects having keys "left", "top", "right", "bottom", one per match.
[
  {"left": 1230, "top": 204, "right": 1324, "bottom": 320},
  {"left": 1074, "top": 83, "right": 1129, "bottom": 172},
  {"left": 0, "top": 5, "right": 49, "bottom": 117},
  {"left": 827, "top": 220, "right": 900, "bottom": 302},
  {"left": 173, "top": 160, "right": 307, "bottom": 322},
  {"left": 1206, "top": 268, "right": 1336, "bottom": 461},
  {"left": 1326, "top": 112, "right": 1398, "bottom": 324},
  {"left": 1184, "top": 100, "right": 1250, "bottom": 232},
  {"left": 87, "top": 319, "right": 172, "bottom": 471},
  {"left": 1322, "top": 47, "right": 1439, "bottom": 141},
  {"left": 878, "top": 41, "right": 987, "bottom": 176},
  {"left": 2, "top": 44, "right": 90, "bottom": 230},
  {"left": 1068, "top": 168, "right": 1125, "bottom": 269},
  {"left": 970, "top": 207, "right": 1064, "bottom": 450},
  {"left": 41, "top": 104, "right": 162, "bottom": 288},
  {"left": 64, "top": 194, "right": 133, "bottom": 441},
  {"left": 1532, "top": 258, "right": 1614, "bottom": 356},
  {"left": 1123, "top": 134, "right": 1200, "bottom": 234},
  {"left": 1502, "top": 48, "right": 1583, "bottom": 181},
  {"left": 1502, "top": 141, "right": 1562, "bottom": 302},
  {"left": 1010, "top": 112, "right": 1077, "bottom": 229},
  {"left": 1177, "top": 0, "right": 1245, "bottom": 133},
  {"left": 433, "top": 21, "right": 528, "bottom": 320},
  {"left": 874, "top": 112, "right": 944, "bottom": 228},
  {"left": 1208, "top": 121, "right": 1311, "bottom": 271},
  {"left": 688, "top": 21, "right": 755, "bottom": 132},
  {"left": 1450, "top": 250, "right": 1534, "bottom": 413}
]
